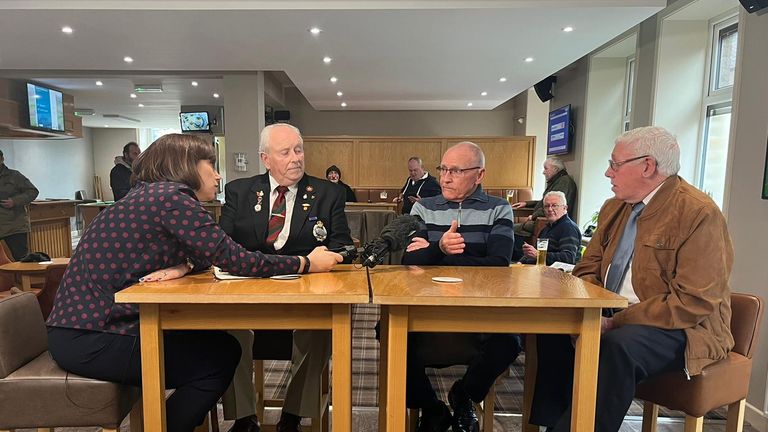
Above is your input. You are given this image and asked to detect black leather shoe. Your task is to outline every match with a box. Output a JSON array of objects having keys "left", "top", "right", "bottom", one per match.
[
  {"left": 227, "top": 414, "right": 261, "bottom": 432},
  {"left": 276, "top": 412, "right": 302, "bottom": 432},
  {"left": 416, "top": 401, "right": 452, "bottom": 432},
  {"left": 448, "top": 381, "right": 479, "bottom": 432}
]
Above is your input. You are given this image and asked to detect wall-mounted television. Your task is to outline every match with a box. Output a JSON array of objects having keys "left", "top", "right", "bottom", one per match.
[
  {"left": 547, "top": 104, "right": 572, "bottom": 155},
  {"left": 180, "top": 111, "right": 211, "bottom": 132},
  {"left": 27, "top": 83, "right": 65, "bottom": 132}
]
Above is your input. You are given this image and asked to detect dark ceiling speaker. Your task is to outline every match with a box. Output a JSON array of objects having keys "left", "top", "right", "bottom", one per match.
[
  {"left": 534, "top": 76, "right": 557, "bottom": 103},
  {"left": 739, "top": 0, "right": 768, "bottom": 13},
  {"left": 274, "top": 110, "right": 291, "bottom": 122}
]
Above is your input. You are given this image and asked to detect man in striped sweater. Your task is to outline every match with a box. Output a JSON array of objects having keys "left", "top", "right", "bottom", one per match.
[{"left": 402, "top": 142, "right": 522, "bottom": 432}]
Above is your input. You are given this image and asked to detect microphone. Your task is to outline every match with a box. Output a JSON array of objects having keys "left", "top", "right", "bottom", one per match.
[
  {"left": 329, "top": 245, "right": 361, "bottom": 261},
  {"left": 360, "top": 215, "right": 422, "bottom": 268}
]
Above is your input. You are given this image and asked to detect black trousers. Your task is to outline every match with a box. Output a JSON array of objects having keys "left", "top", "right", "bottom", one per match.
[
  {"left": 406, "top": 332, "right": 522, "bottom": 409},
  {"left": 530, "top": 325, "right": 686, "bottom": 432},
  {"left": 2, "top": 232, "right": 29, "bottom": 260},
  {"left": 48, "top": 327, "right": 241, "bottom": 432}
]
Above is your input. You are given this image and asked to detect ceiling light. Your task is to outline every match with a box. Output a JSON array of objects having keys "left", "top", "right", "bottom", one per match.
[
  {"left": 123, "top": 56, "right": 134, "bottom": 63},
  {"left": 341, "top": 102, "right": 347, "bottom": 107},
  {"left": 524, "top": 57, "right": 534, "bottom": 63},
  {"left": 336, "top": 91, "right": 343, "bottom": 97},
  {"left": 213, "top": 93, "right": 220, "bottom": 98},
  {"left": 480, "top": 91, "right": 487, "bottom": 96},
  {"left": 103, "top": 114, "right": 141, "bottom": 123},
  {"left": 130, "top": 93, "right": 137, "bottom": 99},
  {"left": 467, "top": 102, "right": 473, "bottom": 107},
  {"left": 191, "top": 81, "right": 198, "bottom": 87},
  {"left": 499, "top": 77, "right": 507, "bottom": 82},
  {"left": 95, "top": 81, "right": 103, "bottom": 86},
  {"left": 562, "top": 26, "right": 574, "bottom": 32},
  {"left": 323, "top": 56, "right": 332, "bottom": 64},
  {"left": 104, "top": 125, "right": 109, "bottom": 128},
  {"left": 61, "top": 26, "right": 73, "bottom": 34},
  {"left": 309, "top": 27, "right": 322, "bottom": 35},
  {"left": 330, "top": 76, "right": 338, "bottom": 83},
  {"left": 138, "top": 103, "right": 145, "bottom": 107},
  {"left": 134, "top": 84, "right": 163, "bottom": 93}
]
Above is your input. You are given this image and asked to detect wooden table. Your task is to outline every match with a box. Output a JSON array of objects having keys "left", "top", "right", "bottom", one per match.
[
  {"left": 370, "top": 265, "right": 627, "bottom": 432},
  {"left": 0, "top": 257, "right": 70, "bottom": 291},
  {"left": 115, "top": 265, "right": 370, "bottom": 432}
]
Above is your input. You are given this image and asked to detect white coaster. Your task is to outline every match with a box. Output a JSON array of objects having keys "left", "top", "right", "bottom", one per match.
[
  {"left": 431, "top": 276, "right": 463, "bottom": 283},
  {"left": 270, "top": 274, "right": 301, "bottom": 280},
  {"left": 38, "top": 261, "right": 54, "bottom": 265}
]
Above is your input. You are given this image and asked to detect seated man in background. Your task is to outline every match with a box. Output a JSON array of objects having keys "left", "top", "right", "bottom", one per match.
[
  {"left": 518, "top": 191, "right": 581, "bottom": 265},
  {"left": 530, "top": 126, "right": 734, "bottom": 432},
  {"left": 220, "top": 123, "right": 353, "bottom": 432},
  {"left": 512, "top": 156, "right": 577, "bottom": 238},
  {"left": 394, "top": 156, "right": 441, "bottom": 214},
  {"left": 325, "top": 164, "right": 357, "bottom": 202},
  {"left": 403, "top": 142, "right": 521, "bottom": 432}
]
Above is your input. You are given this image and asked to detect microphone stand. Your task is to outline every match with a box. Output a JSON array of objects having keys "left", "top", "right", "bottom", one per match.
[{"left": 365, "top": 266, "right": 373, "bottom": 303}]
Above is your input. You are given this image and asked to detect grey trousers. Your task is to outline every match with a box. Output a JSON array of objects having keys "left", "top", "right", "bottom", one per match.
[{"left": 221, "top": 329, "right": 331, "bottom": 420}]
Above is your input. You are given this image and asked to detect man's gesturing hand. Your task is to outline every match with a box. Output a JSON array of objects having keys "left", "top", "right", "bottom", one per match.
[{"left": 439, "top": 220, "right": 465, "bottom": 255}]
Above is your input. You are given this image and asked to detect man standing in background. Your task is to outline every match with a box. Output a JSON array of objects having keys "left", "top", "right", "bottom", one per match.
[
  {"left": 109, "top": 141, "right": 140, "bottom": 201},
  {"left": 394, "top": 156, "right": 441, "bottom": 214},
  {"left": 0, "top": 149, "right": 39, "bottom": 260}
]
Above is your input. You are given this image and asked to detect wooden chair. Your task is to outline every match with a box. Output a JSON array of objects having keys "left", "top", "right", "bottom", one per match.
[
  {"left": 636, "top": 293, "right": 764, "bottom": 432},
  {"left": 0, "top": 241, "right": 16, "bottom": 292}
]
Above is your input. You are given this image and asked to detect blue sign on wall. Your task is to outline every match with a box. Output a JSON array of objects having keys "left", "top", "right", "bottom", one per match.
[{"left": 547, "top": 104, "right": 571, "bottom": 155}]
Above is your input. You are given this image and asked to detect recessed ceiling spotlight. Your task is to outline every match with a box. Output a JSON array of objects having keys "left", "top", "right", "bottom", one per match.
[
  {"left": 467, "top": 102, "right": 474, "bottom": 107},
  {"left": 480, "top": 91, "right": 488, "bottom": 96},
  {"left": 138, "top": 103, "right": 145, "bottom": 107},
  {"left": 129, "top": 93, "right": 137, "bottom": 99},
  {"left": 104, "top": 125, "right": 109, "bottom": 128},
  {"left": 213, "top": 93, "right": 220, "bottom": 98},
  {"left": 61, "top": 26, "right": 73, "bottom": 34},
  {"left": 336, "top": 91, "right": 343, "bottom": 97},
  {"left": 191, "top": 81, "right": 198, "bottom": 87},
  {"left": 323, "top": 56, "right": 332, "bottom": 64},
  {"left": 341, "top": 102, "right": 347, "bottom": 107},
  {"left": 309, "top": 27, "right": 322, "bottom": 35},
  {"left": 524, "top": 57, "right": 534, "bottom": 63},
  {"left": 562, "top": 26, "right": 574, "bottom": 32},
  {"left": 95, "top": 81, "right": 103, "bottom": 86},
  {"left": 123, "top": 56, "right": 134, "bottom": 63},
  {"left": 499, "top": 77, "right": 507, "bottom": 82},
  {"left": 330, "top": 77, "right": 338, "bottom": 83}
]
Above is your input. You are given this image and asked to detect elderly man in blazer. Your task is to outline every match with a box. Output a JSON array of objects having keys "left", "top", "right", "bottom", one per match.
[{"left": 220, "top": 123, "right": 352, "bottom": 432}]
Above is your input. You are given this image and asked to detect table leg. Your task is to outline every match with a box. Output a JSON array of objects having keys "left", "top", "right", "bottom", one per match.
[
  {"left": 570, "top": 308, "right": 601, "bottom": 431},
  {"left": 378, "top": 306, "right": 389, "bottom": 431},
  {"left": 385, "top": 305, "right": 408, "bottom": 432},
  {"left": 332, "top": 304, "right": 353, "bottom": 432},
  {"left": 20, "top": 274, "right": 32, "bottom": 291},
  {"left": 139, "top": 304, "right": 166, "bottom": 432}
]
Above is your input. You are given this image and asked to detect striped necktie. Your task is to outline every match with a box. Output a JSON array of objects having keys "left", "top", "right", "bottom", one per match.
[
  {"left": 604, "top": 202, "right": 645, "bottom": 294},
  {"left": 266, "top": 186, "right": 289, "bottom": 246}
]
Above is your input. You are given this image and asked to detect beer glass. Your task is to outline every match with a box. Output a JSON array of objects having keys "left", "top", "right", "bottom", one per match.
[{"left": 536, "top": 238, "right": 549, "bottom": 266}]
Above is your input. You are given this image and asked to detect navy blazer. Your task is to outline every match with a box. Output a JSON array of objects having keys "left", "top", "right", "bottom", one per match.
[{"left": 220, "top": 172, "right": 353, "bottom": 257}]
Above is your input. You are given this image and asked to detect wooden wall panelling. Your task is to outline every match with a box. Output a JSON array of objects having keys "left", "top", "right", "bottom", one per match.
[
  {"left": 303, "top": 138, "right": 356, "bottom": 185},
  {"left": 445, "top": 137, "right": 535, "bottom": 188},
  {"left": 356, "top": 139, "right": 443, "bottom": 188}
]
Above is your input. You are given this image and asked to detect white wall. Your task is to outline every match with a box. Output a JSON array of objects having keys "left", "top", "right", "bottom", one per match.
[
  {"left": 91, "top": 127, "right": 139, "bottom": 201},
  {"left": 724, "top": 8, "right": 768, "bottom": 429},
  {"left": 524, "top": 88, "right": 550, "bottom": 199},
  {"left": 223, "top": 73, "right": 266, "bottom": 181},
  {"left": 0, "top": 127, "right": 94, "bottom": 200},
  {"left": 653, "top": 19, "right": 709, "bottom": 180}
]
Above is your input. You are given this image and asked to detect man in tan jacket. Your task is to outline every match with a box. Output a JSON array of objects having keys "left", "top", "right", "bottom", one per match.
[{"left": 530, "top": 126, "right": 734, "bottom": 432}]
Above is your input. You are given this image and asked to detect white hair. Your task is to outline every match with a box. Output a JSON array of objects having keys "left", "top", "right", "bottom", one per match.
[
  {"left": 259, "top": 123, "right": 303, "bottom": 154},
  {"left": 545, "top": 156, "right": 565, "bottom": 171},
  {"left": 452, "top": 141, "right": 485, "bottom": 168},
  {"left": 544, "top": 191, "right": 567, "bottom": 206},
  {"left": 616, "top": 126, "right": 680, "bottom": 176}
]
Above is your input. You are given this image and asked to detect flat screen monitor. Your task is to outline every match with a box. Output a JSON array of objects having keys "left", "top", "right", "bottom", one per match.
[
  {"left": 27, "top": 83, "right": 65, "bottom": 132},
  {"left": 547, "top": 104, "right": 571, "bottom": 155},
  {"left": 180, "top": 111, "right": 211, "bottom": 132}
]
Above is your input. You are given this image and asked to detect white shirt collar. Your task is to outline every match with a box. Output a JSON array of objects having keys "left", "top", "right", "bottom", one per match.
[
  {"left": 641, "top": 179, "right": 666, "bottom": 206},
  {"left": 268, "top": 173, "right": 299, "bottom": 195}
]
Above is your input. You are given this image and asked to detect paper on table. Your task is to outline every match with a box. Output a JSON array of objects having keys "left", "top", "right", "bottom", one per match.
[
  {"left": 550, "top": 262, "right": 575, "bottom": 273},
  {"left": 213, "top": 266, "right": 257, "bottom": 280}
]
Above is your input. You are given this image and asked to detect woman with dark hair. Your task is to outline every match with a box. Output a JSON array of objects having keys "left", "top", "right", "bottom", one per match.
[
  {"left": 325, "top": 165, "right": 357, "bottom": 202},
  {"left": 46, "top": 134, "right": 342, "bottom": 432}
]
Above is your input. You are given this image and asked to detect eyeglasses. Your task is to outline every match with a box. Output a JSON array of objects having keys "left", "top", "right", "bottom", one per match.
[
  {"left": 607, "top": 154, "right": 650, "bottom": 171},
  {"left": 436, "top": 166, "right": 482, "bottom": 177},
  {"left": 543, "top": 204, "right": 564, "bottom": 209}
]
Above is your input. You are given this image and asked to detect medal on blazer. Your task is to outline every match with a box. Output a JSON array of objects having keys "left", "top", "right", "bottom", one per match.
[
  {"left": 313, "top": 220, "right": 327, "bottom": 242},
  {"left": 254, "top": 190, "right": 264, "bottom": 212}
]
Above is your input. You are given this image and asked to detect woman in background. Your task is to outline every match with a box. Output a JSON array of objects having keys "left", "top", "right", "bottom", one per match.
[{"left": 46, "top": 134, "right": 342, "bottom": 432}]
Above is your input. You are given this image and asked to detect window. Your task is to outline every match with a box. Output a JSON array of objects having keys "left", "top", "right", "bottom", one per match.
[
  {"left": 709, "top": 19, "right": 738, "bottom": 95},
  {"left": 622, "top": 57, "right": 636, "bottom": 132},
  {"left": 698, "top": 104, "right": 731, "bottom": 207}
]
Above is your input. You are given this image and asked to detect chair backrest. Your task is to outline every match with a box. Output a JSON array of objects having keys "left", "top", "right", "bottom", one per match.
[
  {"left": 37, "top": 263, "right": 68, "bottom": 320},
  {"left": 0, "top": 292, "right": 48, "bottom": 379},
  {"left": 0, "top": 241, "right": 15, "bottom": 291},
  {"left": 730, "top": 293, "right": 764, "bottom": 358}
]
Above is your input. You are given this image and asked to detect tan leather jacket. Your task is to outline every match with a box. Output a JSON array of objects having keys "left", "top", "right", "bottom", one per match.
[{"left": 574, "top": 176, "right": 733, "bottom": 375}]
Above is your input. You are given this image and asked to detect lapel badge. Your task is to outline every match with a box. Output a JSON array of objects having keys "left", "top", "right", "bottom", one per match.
[
  {"left": 303, "top": 193, "right": 308, "bottom": 199},
  {"left": 254, "top": 190, "right": 264, "bottom": 212},
  {"left": 312, "top": 220, "right": 327, "bottom": 242},
  {"left": 302, "top": 203, "right": 310, "bottom": 211},
  {"left": 311, "top": 195, "right": 316, "bottom": 199},
  {"left": 306, "top": 185, "right": 314, "bottom": 193}
]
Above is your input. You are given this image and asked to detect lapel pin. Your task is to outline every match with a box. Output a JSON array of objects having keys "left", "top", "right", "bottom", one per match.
[
  {"left": 312, "top": 220, "right": 327, "bottom": 241},
  {"left": 303, "top": 193, "right": 308, "bottom": 199},
  {"left": 254, "top": 190, "right": 264, "bottom": 212},
  {"left": 306, "top": 185, "right": 314, "bottom": 193},
  {"left": 302, "top": 203, "right": 310, "bottom": 211}
]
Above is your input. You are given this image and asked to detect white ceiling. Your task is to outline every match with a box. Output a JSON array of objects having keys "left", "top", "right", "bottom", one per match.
[{"left": 0, "top": 0, "right": 665, "bottom": 128}]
